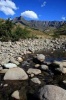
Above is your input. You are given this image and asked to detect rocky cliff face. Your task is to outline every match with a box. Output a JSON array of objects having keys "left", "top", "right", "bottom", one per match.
[{"left": 12, "top": 16, "right": 66, "bottom": 31}]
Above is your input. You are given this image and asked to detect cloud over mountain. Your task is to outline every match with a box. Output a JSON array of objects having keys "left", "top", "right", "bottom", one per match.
[
  {"left": 21, "top": 10, "right": 38, "bottom": 19},
  {"left": 0, "top": 0, "right": 17, "bottom": 15}
]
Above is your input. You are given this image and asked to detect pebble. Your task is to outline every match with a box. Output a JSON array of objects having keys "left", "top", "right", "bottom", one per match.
[
  {"left": 17, "top": 57, "right": 23, "bottom": 62},
  {"left": 27, "top": 68, "right": 41, "bottom": 75},
  {"left": 37, "top": 54, "right": 45, "bottom": 62},
  {"left": 41, "top": 65, "right": 48, "bottom": 70},
  {"left": 35, "top": 64, "right": 40, "bottom": 68},
  {"left": 31, "top": 77, "right": 41, "bottom": 84}
]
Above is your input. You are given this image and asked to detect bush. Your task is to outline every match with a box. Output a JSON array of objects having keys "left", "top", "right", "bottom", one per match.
[
  {"left": 0, "top": 18, "right": 13, "bottom": 41},
  {"left": 0, "top": 18, "right": 31, "bottom": 41},
  {"left": 12, "top": 26, "right": 30, "bottom": 41}
]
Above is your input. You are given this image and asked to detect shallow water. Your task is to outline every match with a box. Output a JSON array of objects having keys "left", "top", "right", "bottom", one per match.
[
  {"left": 0, "top": 49, "right": 66, "bottom": 100},
  {"left": 35, "top": 49, "right": 66, "bottom": 62}
]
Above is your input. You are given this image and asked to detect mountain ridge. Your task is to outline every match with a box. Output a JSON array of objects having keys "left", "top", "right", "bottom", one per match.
[{"left": 12, "top": 16, "right": 66, "bottom": 31}]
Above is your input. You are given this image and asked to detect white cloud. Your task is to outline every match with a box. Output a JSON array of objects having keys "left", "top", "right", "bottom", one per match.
[
  {"left": 21, "top": 10, "right": 38, "bottom": 19},
  {"left": 0, "top": 0, "right": 17, "bottom": 15},
  {"left": 62, "top": 16, "right": 66, "bottom": 21},
  {"left": 41, "top": 1, "right": 46, "bottom": 7}
]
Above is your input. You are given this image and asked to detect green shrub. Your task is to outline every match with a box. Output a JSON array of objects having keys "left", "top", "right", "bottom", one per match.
[{"left": 12, "top": 26, "right": 30, "bottom": 40}]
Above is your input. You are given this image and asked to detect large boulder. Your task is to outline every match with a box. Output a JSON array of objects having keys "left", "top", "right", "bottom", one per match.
[
  {"left": 36, "top": 54, "right": 45, "bottom": 62},
  {"left": 39, "top": 85, "right": 66, "bottom": 100},
  {"left": 27, "top": 68, "right": 41, "bottom": 75},
  {"left": 4, "top": 67, "right": 28, "bottom": 80}
]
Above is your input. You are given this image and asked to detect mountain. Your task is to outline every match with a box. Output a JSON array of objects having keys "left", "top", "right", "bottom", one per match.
[{"left": 12, "top": 16, "right": 66, "bottom": 31}]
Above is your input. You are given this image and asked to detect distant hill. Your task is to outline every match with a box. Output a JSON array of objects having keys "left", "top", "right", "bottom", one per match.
[{"left": 12, "top": 16, "right": 66, "bottom": 31}]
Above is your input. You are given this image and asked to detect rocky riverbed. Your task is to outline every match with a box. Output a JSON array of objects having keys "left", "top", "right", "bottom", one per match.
[
  {"left": 0, "top": 38, "right": 66, "bottom": 100},
  {"left": 0, "top": 38, "right": 66, "bottom": 65}
]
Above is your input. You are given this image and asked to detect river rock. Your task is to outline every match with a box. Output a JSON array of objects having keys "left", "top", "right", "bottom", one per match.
[
  {"left": 4, "top": 67, "right": 28, "bottom": 80},
  {"left": 0, "top": 66, "right": 3, "bottom": 70},
  {"left": 1, "top": 58, "right": 10, "bottom": 65},
  {"left": 36, "top": 54, "right": 45, "bottom": 62},
  {"left": 54, "top": 60, "right": 66, "bottom": 68},
  {"left": 31, "top": 77, "right": 41, "bottom": 84},
  {"left": 0, "top": 69, "right": 8, "bottom": 73},
  {"left": 39, "top": 85, "right": 66, "bottom": 100},
  {"left": 41, "top": 65, "right": 48, "bottom": 70},
  {"left": 63, "top": 80, "right": 66, "bottom": 84},
  {"left": 53, "top": 61, "right": 62, "bottom": 67},
  {"left": 11, "top": 90, "right": 20, "bottom": 100},
  {"left": 27, "top": 68, "right": 41, "bottom": 75},
  {"left": 62, "top": 60, "right": 66, "bottom": 67},
  {"left": 4, "top": 63, "right": 17, "bottom": 69},
  {"left": 17, "top": 57, "right": 23, "bottom": 62},
  {"left": 62, "top": 68, "right": 66, "bottom": 74},
  {"left": 35, "top": 64, "right": 40, "bottom": 68},
  {"left": 10, "top": 57, "right": 19, "bottom": 65}
]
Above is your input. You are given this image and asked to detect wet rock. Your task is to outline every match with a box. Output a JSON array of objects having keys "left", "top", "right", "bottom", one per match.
[
  {"left": 4, "top": 63, "right": 17, "bottom": 69},
  {"left": 39, "top": 85, "right": 66, "bottom": 100},
  {"left": 27, "top": 68, "right": 41, "bottom": 75},
  {"left": 4, "top": 67, "right": 28, "bottom": 80},
  {"left": 36, "top": 54, "right": 45, "bottom": 62},
  {"left": 41, "top": 65, "right": 48, "bottom": 70},
  {"left": 31, "top": 77, "right": 41, "bottom": 84},
  {"left": 11, "top": 90, "right": 20, "bottom": 100}
]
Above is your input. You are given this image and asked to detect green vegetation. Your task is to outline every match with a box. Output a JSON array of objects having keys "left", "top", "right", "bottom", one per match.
[
  {"left": 56, "top": 23, "right": 66, "bottom": 35},
  {"left": 52, "top": 23, "right": 66, "bottom": 38},
  {"left": 12, "top": 26, "right": 31, "bottom": 41},
  {"left": 0, "top": 18, "right": 31, "bottom": 41},
  {"left": 0, "top": 18, "right": 66, "bottom": 41}
]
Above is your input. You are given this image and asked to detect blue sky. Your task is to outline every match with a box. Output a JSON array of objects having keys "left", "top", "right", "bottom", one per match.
[{"left": 0, "top": 0, "right": 66, "bottom": 21}]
